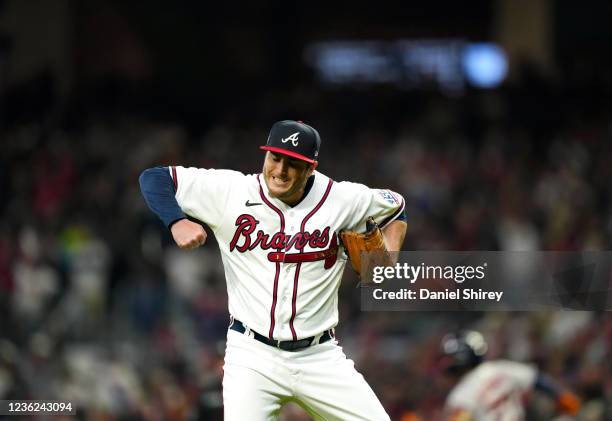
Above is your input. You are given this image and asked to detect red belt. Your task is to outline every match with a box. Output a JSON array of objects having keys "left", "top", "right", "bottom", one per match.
[{"left": 267, "top": 246, "right": 338, "bottom": 269}]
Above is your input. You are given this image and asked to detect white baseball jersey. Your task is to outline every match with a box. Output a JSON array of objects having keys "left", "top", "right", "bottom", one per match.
[
  {"left": 170, "top": 166, "right": 405, "bottom": 341},
  {"left": 445, "top": 360, "right": 537, "bottom": 421}
]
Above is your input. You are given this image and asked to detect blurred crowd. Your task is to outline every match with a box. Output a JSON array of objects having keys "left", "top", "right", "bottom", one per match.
[{"left": 0, "top": 64, "right": 611, "bottom": 420}]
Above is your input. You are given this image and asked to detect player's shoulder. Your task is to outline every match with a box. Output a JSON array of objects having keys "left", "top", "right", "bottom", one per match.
[
  {"left": 172, "top": 167, "right": 258, "bottom": 195},
  {"left": 311, "top": 172, "right": 365, "bottom": 201},
  {"left": 174, "top": 166, "right": 251, "bottom": 180},
  {"left": 482, "top": 359, "right": 530, "bottom": 371},
  {"left": 193, "top": 167, "right": 247, "bottom": 176},
  {"left": 484, "top": 359, "right": 537, "bottom": 379},
  {"left": 331, "top": 175, "right": 401, "bottom": 193},
  {"left": 331, "top": 177, "right": 404, "bottom": 203},
  {"left": 326, "top": 176, "right": 370, "bottom": 197},
  {"left": 220, "top": 170, "right": 259, "bottom": 188}
]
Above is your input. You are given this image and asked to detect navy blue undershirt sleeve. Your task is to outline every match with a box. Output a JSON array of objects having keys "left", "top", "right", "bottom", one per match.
[
  {"left": 534, "top": 372, "right": 561, "bottom": 398},
  {"left": 396, "top": 208, "right": 407, "bottom": 222},
  {"left": 139, "top": 167, "right": 186, "bottom": 229}
]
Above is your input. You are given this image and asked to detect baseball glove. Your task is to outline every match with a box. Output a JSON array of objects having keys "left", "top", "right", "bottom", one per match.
[{"left": 340, "top": 217, "right": 392, "bottom": 279}]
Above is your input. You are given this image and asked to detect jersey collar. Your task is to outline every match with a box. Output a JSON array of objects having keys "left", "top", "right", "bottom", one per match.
[{"left": 258, "top": 172, "right": 317, "bottom": 210}]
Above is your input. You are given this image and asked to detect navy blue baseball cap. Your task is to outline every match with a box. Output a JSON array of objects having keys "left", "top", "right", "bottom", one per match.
[{"left": 260, "top": 120, "right": 321, "bottom": 164}]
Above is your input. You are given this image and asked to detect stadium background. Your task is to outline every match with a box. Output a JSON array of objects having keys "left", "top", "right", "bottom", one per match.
[{"left": 0, "top": 0, "right": 610, "bottom": 419}]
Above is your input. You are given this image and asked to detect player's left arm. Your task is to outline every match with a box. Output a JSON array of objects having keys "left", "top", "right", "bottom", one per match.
[
  {"left": 366, "top": 188, "right": 407, "bottom": 257},
  {"left": 533, "top": 373, "right": 581, "bottom": 416},
  {"left": 502, "top": 361, "right": 581, "bottom": 416},
  {"left": 339, "top": 185, "right": 407, "bottom": 271},
  {"left": 380, "top": 190, "right": 407, "bottom": 255},
  {"left": 382, "top": 219, "right": 407, "bottom": 256}
]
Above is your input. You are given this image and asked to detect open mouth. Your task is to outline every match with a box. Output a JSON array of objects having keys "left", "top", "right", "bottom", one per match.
[{"left": 271, "top": 176, "right": 290, "bottom": 187}]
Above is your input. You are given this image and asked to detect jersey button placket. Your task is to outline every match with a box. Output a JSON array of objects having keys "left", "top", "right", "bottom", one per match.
[
  {"left": 286, "top": 216, "right": 295, "bottom": 271},
  {"left": 279, "top": 219, "right": 292, "bottom": 339},
  {"left": 275, "top": 288, "right": 290, "bottom": 339}
]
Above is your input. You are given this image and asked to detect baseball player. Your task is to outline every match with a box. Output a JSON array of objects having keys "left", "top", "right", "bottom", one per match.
[
  {"left": 439, "top": 331, "right": 581, "bottom": 421},
  {"left": 139, "top": 120, "right": 407, "bottom": 420}
]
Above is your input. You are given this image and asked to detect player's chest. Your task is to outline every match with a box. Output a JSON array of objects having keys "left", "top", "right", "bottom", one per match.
[
  {"left": 227, "top": 207, "right": 339, "bottom": 252},
  {"left": 220, "top": 191, "right": 341, "bottom": 254}
]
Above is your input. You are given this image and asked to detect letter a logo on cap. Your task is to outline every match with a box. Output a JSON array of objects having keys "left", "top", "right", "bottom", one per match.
[
  {"left": 281, "top": 132, "right": 300, "bottom": 147},
  {"left": 260, "top": 120, "right": 320, "bottom": 164}
]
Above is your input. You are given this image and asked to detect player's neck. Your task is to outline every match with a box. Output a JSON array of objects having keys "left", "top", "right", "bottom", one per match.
[
  {"left": 281, "top": 175, "right": 315, "bottom": 207},
  {"left": 281, "top": 194, "right": 304, "bottom": 207}
]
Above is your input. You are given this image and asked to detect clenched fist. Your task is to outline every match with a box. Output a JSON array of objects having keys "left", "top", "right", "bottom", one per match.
[{"left": 171, "top": 219, "right": 207, "bottom": 249}]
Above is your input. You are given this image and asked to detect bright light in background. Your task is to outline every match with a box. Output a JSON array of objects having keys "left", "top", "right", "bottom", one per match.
[
  {"left": 305, "top": 40, "right": 509, "bottom": 94},
  {"left": 313, "top": 42, "right": 399, "bottom": 83},
  {"left": 462, "top": 43, "right": 508, "bottom": 88}
]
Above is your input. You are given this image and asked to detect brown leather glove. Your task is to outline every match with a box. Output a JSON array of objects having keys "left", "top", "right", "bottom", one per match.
[{"left": 340, "top": 217, "right": 392, "bottom": 280}]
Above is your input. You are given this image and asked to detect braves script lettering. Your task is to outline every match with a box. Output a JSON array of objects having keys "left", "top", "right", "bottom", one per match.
[{"left": 230, "top": 214, "right": 331, "bottom": 252}]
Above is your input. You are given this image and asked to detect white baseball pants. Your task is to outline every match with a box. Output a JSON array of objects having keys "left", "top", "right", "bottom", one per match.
[{"left": 222, "top": 329, "right": 390, "bottom": 421}]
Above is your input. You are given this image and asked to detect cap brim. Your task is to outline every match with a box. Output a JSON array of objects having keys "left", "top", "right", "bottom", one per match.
[{"left": 260, "top": 146, "right": 316, "bottom": 164}]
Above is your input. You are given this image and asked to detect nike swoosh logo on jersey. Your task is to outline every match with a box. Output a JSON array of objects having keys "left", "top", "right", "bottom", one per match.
[{"left": 245, "top": 200, "right": 263, "bottom": 207}]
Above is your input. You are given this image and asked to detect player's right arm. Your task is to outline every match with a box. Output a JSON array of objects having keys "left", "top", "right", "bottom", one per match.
[
  {"left": 382, "top": 220, "right": 407, "bottom": 251},
  {"left": 139, "top": 166, "right": 206, "bottom": 249},
  {"left": 533, "top": 372, "right": 581, "bottom": 416},
  {"left": 497, "top": 360, "right": 580, "bottom": 416}
]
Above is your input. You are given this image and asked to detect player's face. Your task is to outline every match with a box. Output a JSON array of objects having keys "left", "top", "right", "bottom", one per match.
[{"left": 263, "top": 152, "right": 315, "bottom": 206}]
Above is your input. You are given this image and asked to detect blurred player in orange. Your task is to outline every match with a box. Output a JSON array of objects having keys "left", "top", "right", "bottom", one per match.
[{"left": 439, "top": 331, "right": 580, "bottom": 421}]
